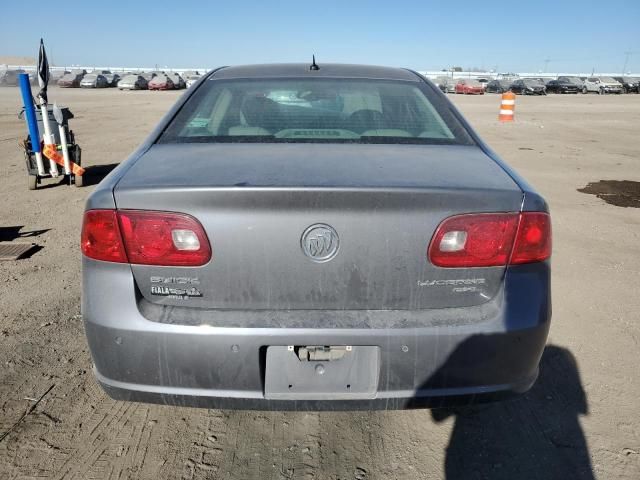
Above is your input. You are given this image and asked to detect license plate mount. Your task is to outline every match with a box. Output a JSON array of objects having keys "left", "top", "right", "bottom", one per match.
[{"left": 264, "top": 346, "right": 380, "bottom": 400}]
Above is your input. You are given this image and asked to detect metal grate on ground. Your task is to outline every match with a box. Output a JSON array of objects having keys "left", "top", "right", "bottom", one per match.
[{"left": 0, "top": 243, "right": 36, "bottom": 261}]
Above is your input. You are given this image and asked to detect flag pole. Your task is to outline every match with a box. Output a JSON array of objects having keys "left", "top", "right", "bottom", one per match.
[{"left": 37, "top": 38, "right": 59, "bottom": 177}]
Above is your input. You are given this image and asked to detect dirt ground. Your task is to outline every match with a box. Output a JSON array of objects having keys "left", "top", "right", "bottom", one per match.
[{"left": 0, "top": 86, "right": 638, "bottom": 480}]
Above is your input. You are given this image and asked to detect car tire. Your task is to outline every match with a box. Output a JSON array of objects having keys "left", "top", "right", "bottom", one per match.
[
  {"left": 599, "top": 87, "right": 604, "bottom": 95},
  {"left": 582, "top": 86, "right": 588, "bottom": 94}
]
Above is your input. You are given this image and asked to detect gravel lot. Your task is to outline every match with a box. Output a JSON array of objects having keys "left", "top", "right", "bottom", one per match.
[{"left": 0, "top": 87, "right": 639, "bottom": 479}]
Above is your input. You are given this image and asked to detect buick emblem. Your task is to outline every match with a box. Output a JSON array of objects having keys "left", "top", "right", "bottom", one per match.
[{"left": 301, "top": 224, "right": 339, "bottom": 262}]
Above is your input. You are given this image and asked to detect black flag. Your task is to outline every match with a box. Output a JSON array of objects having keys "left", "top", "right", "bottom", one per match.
[{"left": 37, "top": 38, "right": 50, "bottom": 104}]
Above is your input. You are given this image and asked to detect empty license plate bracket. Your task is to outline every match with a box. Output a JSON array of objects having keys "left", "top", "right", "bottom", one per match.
[{"left": 264, "top": 346, "right": 380, "bottom": 400}]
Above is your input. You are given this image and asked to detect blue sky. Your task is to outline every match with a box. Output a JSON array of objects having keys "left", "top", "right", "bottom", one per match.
[{"left": 1, "top": 0, "right": 639, "bottom": 73}]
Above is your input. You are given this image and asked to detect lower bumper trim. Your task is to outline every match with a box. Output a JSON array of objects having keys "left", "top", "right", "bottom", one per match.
[{"left": 95, "top": 367, "right": 538, "bottom": 411}]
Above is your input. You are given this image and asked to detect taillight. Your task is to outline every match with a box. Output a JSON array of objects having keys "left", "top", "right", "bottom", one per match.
[
  {"left": 81, "top": 210, "right": 128, "bottom": 263},
  {"left": 81, "top": 209, "right": 211, "bottom": 266},
  {"left": 510, "top": 212, "right": 552, "bottom": 264},
  {"left": 428, "top": 212, "right": 551, "bottom": 268}
]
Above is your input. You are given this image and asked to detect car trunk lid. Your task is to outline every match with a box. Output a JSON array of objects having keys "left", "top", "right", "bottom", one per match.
[{"left": 114, "top": 143, "right": 523, "bottom": 310}]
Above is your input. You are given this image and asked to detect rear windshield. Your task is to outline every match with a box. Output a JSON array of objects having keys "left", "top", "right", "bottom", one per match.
[
  {"left": 561, "top": 77, "right": 582, "bottom": 85},
  {"left": 158, "top": 78, "right": 474, "bottom": 145}
]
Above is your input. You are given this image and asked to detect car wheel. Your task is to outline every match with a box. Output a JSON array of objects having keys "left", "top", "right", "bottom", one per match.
[
  {"left": 599, "top": 87, "right": 604, "bottom": 95},
  {"left": 582, "top": 86, "right": 588, "bottom": 94}
]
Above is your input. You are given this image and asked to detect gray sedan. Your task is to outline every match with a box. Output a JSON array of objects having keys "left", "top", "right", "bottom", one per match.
[
  {"left": 81, "top": 63, "right": 552, "bottom": 410},
  {"left": 118, "top": 74, "right": 148, "bottom": 90},
  {"left": 80, "top": 73, "right": 109, "bottom": 88}
]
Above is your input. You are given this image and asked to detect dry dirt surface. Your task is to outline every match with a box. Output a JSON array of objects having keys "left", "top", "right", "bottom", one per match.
[{"left": 0, "top": 86, "right": 639, "bottom": 480}]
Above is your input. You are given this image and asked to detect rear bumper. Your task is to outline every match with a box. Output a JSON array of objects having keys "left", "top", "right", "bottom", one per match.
[{"left": 83, "top": 260, "right": 551, "bottom": 410}]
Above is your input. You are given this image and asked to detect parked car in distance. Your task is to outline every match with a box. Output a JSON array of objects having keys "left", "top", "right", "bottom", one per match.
[
  {"left": 167, "top": 72, "right": 186, "bottom": 89},
  {"left": 148, "top": 74, "right": 175, "bottom": 90},
  {"left": 118, "top": 74, "right": 148, "bottom": 90},
  {"left": 431, "top": 76, "right": 453, "bottom": 93},
  {"left": 80, "top": 73, "right": 109, "bottom": 88},
  {"left": 455, "top": 78, "right": 484, "bottom": 95},
  {"left": 82, "top": 74, "right": 99, "bottom": 88},
  {"left": 81, "top": 63, "right": 551, "bottom": 411},
  {"left": 510, "top": 78, "right": 547, "bottom": 95},
  {"left": 442, "top": 77, "right": 457, "bottom": 93},
  {"left": 582, "top": 76, "right": 623, "bottom": 94},
  {"left": 185, "top": 73, "right": 202, "bottom": 88},
  {"left": 103, "top": 73, "right": 120, "bottom": 87},
  {"left": 556, "top": 76, "right": 584, "bottom": 90},
  {"left": 432, "top": 76, "right": 448, "bottom": 93},
  {"left": 476, "top": 77, "right": 490, "bottom": 90},
  {"left": 140, "top": 72, "right": 158, "bottom": 82},
  {"left": 612, "top": 76, "right": 640, "bottom": 93},
  {"left": 485, "top": 79, "right": 512, "bottom": 94},
  {"left": 545, "top": 79, "right": 580, "bottom": 94},
  {"left": 0, "top": 69, "right": 26, "bottom": 86},
  {"left": 58, "top": 71, "right": 85, "bottom": 88},
  {"left": 50, "top": 70, "right": 70, "bottom": 85}
]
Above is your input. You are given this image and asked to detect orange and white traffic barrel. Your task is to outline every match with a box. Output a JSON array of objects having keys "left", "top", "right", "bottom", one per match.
[{"left": 499, "top": 91, "right": 516, "bottom": 122}]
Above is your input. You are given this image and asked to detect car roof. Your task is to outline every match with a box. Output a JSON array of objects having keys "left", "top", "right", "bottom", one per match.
[{"left": 212, "top": 63, "right": 420, "bottom": 81}]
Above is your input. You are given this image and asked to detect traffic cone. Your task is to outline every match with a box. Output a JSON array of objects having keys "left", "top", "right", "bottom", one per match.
[{"left": 499, "top": 91, "right": 516, "bottom": 122}]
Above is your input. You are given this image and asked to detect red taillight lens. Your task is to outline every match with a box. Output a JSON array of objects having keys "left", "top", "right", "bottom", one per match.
[
  {"left": 81, "top": 210, "right": 211, "bottom": 266},
  {"left": 428, "top": 212, "right": 551, "bottom": 268},
  {"left": 117, "top": 210, "right": 211, "bottom": 266},
  {"left": 510, "top": 212, "right": 552, "bottom": 264},
  {"left": 81, "top": 210, "right": 128, "bottom": 263},
  {"left": 429, "top": 213, "right": 519, "bottom": 267}
]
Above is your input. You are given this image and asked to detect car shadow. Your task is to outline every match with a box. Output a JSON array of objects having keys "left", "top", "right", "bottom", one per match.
[
  {"left": 80, "top": 163, "right": 119, "bottom": 187},
  {"left": 431, "top": 345, "right": 594, "bottom": 480}
]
